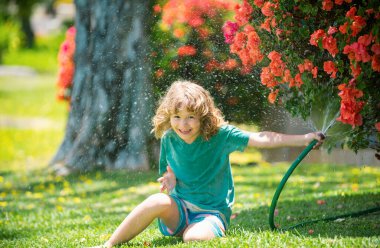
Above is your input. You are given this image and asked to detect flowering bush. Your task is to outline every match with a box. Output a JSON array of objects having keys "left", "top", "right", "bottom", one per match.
[
  {"left": 152, "top": 0, "right": 267, "bottom": 123},
  {"left": 224, "top": 0, "right": 379, "bottom": 153},
  {"left": 56, "top": 26, "right": 76, "bottom": 102}
]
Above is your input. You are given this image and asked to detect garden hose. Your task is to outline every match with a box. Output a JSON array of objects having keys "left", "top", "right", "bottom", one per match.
[{"left": 269, "top": 139, "right": 380, "bottom": 231}]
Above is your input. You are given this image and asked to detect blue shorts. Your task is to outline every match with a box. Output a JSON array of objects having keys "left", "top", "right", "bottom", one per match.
[{"left": 158, "top": 195, "right": 226, "bottom": 237}]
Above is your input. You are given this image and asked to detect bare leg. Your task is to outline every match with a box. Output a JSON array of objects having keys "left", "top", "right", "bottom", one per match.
[
  {"left": 182, "top": 216, "right": 224, "bottom": 242},
  {"left": 104, "top": 193, "right": 180, "bottom": 247}
]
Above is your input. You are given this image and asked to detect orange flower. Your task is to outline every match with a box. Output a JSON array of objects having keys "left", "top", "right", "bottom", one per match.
[
  {"left": 170, "top": 60, "right": 179, "bottom": 70},
  {"left": 261, "top": 2, "right": 275, "bottom": 17},
  {"left": 230, "top": 32, "right": 246, "bottom": 53},
  {"left": 323, "top": 61, "right": 338, "bottom": 78},
  {"left": 268, "top": 89, "right": 279, "bottom": 104},
  {"left": 221, "top": 58, "right": 238, "bottom": 70},
  {"left": 268, "top": 51, "right": 285, "bottom": 77},
  {"left": 294, "top": 73, "right": 304, "bottom": 87},
  {"left": 173, "top": 28, "right": 185, "bottom": 38},
  {"left": 337, "top": 80, "right": 365, "bottom": 127},
  {"left": 260, "top": 18, "right": 271, "bottom": 32},
  {"left": 253, "top": 0, "right": 264, "bottom": 8},
  {"left": 260, "top": 67, "right": 277, "bottom": 88},
  {"left": 178, "top": 45, "right": 197, "bottom": 56},
  {"left": 298, "top": 63, "right": 305, "bottom": 73},
  {"left": 282, "top": 69, "right": 293, "bottom": 83},
  {"left": 312, "top": 66, "right": 318, "bottom": 78},
  {"left": 235, "top": 0, "right": 253, "bottom": 26}
]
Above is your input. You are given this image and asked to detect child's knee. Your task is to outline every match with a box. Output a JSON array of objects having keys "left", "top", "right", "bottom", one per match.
[
  {"left": 145, "top": 193, "right": 173, "bottom": 210},
  {"left": 182, "top": 223, "right": 217, "bottom": 242}
]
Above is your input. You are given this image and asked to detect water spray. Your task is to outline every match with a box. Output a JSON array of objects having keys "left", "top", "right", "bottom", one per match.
[{"left": 268, "top": 138, "right": 380, "bottom": 231}]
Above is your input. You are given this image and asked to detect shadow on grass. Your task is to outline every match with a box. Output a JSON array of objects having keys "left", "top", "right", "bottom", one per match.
[
  {"left": 1, "top": 168, "right": 157, "bottom": 194},
  {"left": 230, "top": 192, "right": 380, "bottom": 238}
]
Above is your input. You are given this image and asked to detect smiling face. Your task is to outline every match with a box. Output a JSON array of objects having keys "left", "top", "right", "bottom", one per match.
[{"left": 170, "top": 108, "right": 201, "bottom": 144}]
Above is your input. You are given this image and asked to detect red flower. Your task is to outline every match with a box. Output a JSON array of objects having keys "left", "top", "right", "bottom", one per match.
[
  {"left": 253, "top": 0, "right": 264, "bottom": 8},
  {"left": 322, "top": 35, "right": 339, "bottom": 57},
  {"left": 358, "top": 34, "right": 373, "bottom": 47},
  {"left": 322, "top": 0, "right": 334, "bottom": 11},
  {"left": 205, "top": 59, "right": 220, "bottom": 71},
  {"left": 310, "top": 29, "right": 326, "bottom": 46},
  {"left": 222, "top": 21, "right": 239, "bottom": 44},
  {"left": 323, "top": 61, "right": 338, "bottom": 78},
  {"left": 371, "top": 43, "right": 380, "bottom": 55},
  {"left": 153, "top": 4, "right": 161, "bottom": 13},
  {"left": 372, "top": 54, "right": 380, "bottom": 72},
  {"left": 178, "top": 45, "right": 197, "bottom": 56},
  {"left": 350, "top": 62, "right": 362, "bottom": 78},
  {"left": 339, "top": 22, "right": 349, "bottom": 34},
  {"left": 351, "top": 16, "right": 366, "bottom": 37},
  {"left": 346, "top": 7, "right": 357, "bottom": 19},
  {"left": 343, "top": 42, "right": 371, "bottom": 63},
  {"left": 155, "top": 68, "right": 164, "bottom": 78},
  {"left": 303, "top": 59, "right": 314, "bottom": 71},
  {"left": 375, "top": 122, "right": 380, "bottom": 132},
  {"left": 235, "top": 0, "right": 253, "bottom": 26},
  {"left": 298, "top": 63, "right": 305, "bottom": 73}
]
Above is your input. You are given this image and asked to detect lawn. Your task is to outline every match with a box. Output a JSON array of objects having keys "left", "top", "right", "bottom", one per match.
[{"left": 0, "top": 61, "right": 379, "bottom": 247}]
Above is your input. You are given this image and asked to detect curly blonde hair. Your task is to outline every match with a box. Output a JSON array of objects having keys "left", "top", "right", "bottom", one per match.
[{"left": 152, "top": 80, "right": 226, "bottom": 140}]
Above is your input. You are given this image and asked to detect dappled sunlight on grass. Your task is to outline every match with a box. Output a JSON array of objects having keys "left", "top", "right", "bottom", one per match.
[{"left": 0, "top": 160, "right": 379, "bottom": 246}]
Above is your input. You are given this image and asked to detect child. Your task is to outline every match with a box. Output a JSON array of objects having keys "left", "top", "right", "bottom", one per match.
[{"left": 96, "top": 80, "right": 324, "bottom": 247}]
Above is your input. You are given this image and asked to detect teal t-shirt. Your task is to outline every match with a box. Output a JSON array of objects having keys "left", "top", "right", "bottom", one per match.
[{"left": 159, "top": 125, "right": 250, "bottom": 226}]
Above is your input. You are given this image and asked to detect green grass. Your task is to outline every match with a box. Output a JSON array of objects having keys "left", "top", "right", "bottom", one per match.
[
  {"left": 3, "top": 34, "right": 65, "bottom": 74},
  {"left": 0, "top": 75, "right": 67, "bottom": 120},
  {"left": 0, "top": 164, "right": 379, "bottom": 247},
  {"left": 1, "top": 58, "right": 379, "bottom": 247}
]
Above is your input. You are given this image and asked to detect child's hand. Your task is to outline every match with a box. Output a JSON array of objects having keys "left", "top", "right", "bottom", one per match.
[
  {"left": 157, "top": 166, "right": 176, "bottom": 193},
  {"left": 307, "top": 132, "right": 325, "bottom": 149}
]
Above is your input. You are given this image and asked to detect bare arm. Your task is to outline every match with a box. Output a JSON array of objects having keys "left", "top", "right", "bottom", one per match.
[{"left": 248, "top": 131, "right": 324, "bottom": 148}]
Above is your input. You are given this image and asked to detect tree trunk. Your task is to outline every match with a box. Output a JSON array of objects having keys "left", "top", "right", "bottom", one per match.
[{"left": 50, "top": 0, "right": 155, "bottom": 172}]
